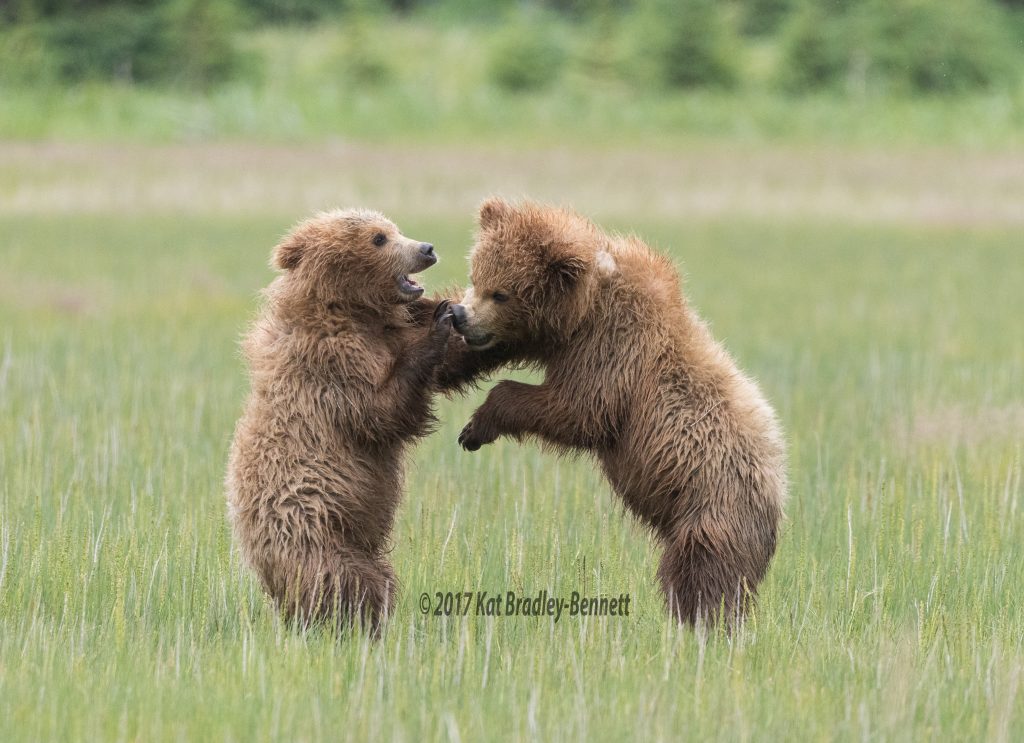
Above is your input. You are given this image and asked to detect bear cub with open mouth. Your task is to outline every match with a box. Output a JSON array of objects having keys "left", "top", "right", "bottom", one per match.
[{"left": 226, "top": 208, "right": 453, "bottom": 632}]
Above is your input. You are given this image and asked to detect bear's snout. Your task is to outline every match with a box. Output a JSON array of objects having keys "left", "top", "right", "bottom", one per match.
[
  {"left": 450, "top": 304, "right": 495, "bottom": 348},
  {"left": 412, "top": 243, "right": 437, "bottom": 270}
]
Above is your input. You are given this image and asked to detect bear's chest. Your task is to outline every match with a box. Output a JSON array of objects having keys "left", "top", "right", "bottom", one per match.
[{"left": 380, "top": 322, "right": 412, "bottom": 359}]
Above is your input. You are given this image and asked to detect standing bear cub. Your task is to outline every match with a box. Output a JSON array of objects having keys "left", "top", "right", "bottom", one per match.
[
  {"left": 451, "top": 198, "right": 787, "bottom": 627},
  {"left": 226, "top": 209, "right": 452, "bottom": 632}
]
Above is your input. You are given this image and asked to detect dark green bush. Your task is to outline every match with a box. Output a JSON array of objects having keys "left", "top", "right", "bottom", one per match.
[
  {"left": 3, "top": 0, "right": 161, "bottom": 24},
  {"left": 488, "top": 23, "right": 566, "bottom": 92},
  {"left": 777, "top": 2, "right": 846, "bottom": 92},
  {"left": 166, "top": 0, "right": 249, "bottom": 88},
  {"left": 240, "top": 0, "right": 429, "bottom": 24},
  {"left": 28, "top": 0, "right": 247, "bottom": 87},
  {"left": 780, "top": 0, "right": 1022, "bottom": 94},
  {"left": 857, "top": 0, "right": 1021, "bottom": 94},
  {"left": 242, "top": 0, "right": 345, "bottom": 25},
  {"left": 576, "top": 0, "right": 629, "bottom": 79},
  {"left": 0, "top": 24, "right": 60, "bottom": 85},
  {"left": 44, "top": 5, "right": 170, "bottom": 83},
  {"left": 542, "top": 0, "right": 630, "bottom": 18},
  {"left": 333, "top": 0, "right": 392, "bottom": 85},
  {"left": 739, "top": 0, "right": 793, "bottom": 36},
  {"left": 634, "top": 0, "right": 738, "bottom": 89}
]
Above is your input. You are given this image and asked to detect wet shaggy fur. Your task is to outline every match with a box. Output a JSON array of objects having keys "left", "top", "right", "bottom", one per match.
[
  {"left": 451, "top": 198, "right": 787, "bottom": 627},
  {"left": 226, "top": 209, "right": 453, "bottom": 633}
]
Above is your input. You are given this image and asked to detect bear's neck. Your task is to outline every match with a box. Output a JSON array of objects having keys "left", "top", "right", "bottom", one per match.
[{"left": 273, "top": 291, "right": 405, "bottom": 332}]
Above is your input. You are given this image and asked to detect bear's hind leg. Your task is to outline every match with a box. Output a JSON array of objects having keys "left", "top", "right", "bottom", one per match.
[
  {"left": 657, "top": 525, "right": 760, "bottom": 629},
  {"left": 278, "top": 548, "right": 396, "bottom": 636}
]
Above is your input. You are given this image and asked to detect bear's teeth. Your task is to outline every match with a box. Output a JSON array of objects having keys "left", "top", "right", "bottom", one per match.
[{"left": 398, "top": 276, "right": 422, "bottom": 294}]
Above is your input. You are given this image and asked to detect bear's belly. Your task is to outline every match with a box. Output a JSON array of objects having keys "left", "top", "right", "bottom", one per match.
[
  {"left": 230, "top": 427, "right": 405, "bottom": 554},
  {"left": 598, "top": 448, "right": 679, "bottom": 534}
]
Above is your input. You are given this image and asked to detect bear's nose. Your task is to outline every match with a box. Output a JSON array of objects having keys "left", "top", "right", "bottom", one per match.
[
  {"left": 419, "top": 243, "right": 435, "bottom": 257},
  {"left": 450, "top": 304, "right": 468, "bottom": 326}
]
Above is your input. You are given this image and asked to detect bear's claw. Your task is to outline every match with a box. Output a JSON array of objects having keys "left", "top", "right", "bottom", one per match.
[
  {"left": 431, "top": 300, "right": 454, "bottom": 336},
  {"left": 432, "top": 299, "right": 452, "bottom": 322},
  {"left": 458, "top": 422, "right": 482, "bottom": 451}
]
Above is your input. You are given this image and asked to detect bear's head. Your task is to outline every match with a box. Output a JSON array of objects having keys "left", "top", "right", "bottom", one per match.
[
  {"left": 452, "top": 197, "right": 600, "bottom": 350},
  {"left": 272, "top": 209, "right": 437, "bottom": 306}
]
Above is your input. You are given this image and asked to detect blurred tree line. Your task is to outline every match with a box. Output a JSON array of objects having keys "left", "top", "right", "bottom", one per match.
[
  {"left": 0, "top": 0, "right": 1021, "bottom": 92},
  {"left": 0, "top": 0, "right": 248, "bottom": 86}
]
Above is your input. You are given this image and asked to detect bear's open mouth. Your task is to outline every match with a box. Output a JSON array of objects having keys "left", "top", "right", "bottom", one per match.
[
  {"left": 396, "top": 274, "right": 424, "bottom": 298},
  {"left": 463, "top": 332, "right": 495, "bottom": 348}
]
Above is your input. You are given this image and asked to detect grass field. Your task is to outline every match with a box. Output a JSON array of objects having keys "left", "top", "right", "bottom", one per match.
[
  {"left": 3, "top": 20, "right": 1024, "bottom": 148},
  {"left": 1, "top": 143, "right": 1023, "bottom": 741}
]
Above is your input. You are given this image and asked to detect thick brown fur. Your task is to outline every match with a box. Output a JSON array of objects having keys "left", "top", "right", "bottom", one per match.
[
  {"left": 226, "top": 209, "right": 453, "bottom": 634},
  {"left": 450, "top": 198, "right": 787, "bottom": 628}
]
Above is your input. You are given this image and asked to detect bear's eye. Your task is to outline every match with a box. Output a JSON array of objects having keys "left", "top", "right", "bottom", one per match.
[
  {"left": 372, "top": 233, "right": 387, "bottom": 247},
  {"left": 492, "top": 292, "right": 509, "bottom": 303}
]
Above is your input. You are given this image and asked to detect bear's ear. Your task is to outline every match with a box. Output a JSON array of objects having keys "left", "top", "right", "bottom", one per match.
[
  {"left": 478, "top": 196, "right": 511, "bottom": 229},
  {"left": 546, "top": 255, "right": 587, "bottom": 292},
  {"left": 272, "top": 232, "right": 305, "bottom": 271}
]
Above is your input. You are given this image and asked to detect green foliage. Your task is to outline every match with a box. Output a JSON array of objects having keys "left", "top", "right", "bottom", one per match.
[
  {"left": 334, "top": 0, "right": 392, "bottom": 85},
  {"left": 488, "top": 21, "right": 566, "bottom": 92},
  {"left": 42, "top": 6, "right": 170, "bottom": 83},
  {"left": 1, "top": 0, "right": 248, "bottom": 88},
  {"left": 856, "top": 0, "right": 1021, "bottom": 94},
  {"left": 739, "top": 0, "right": 793, "bottom": 36},
  {"left": 0, "top": 24, "right": 59, "bottom": 85},
  {"left": 237, "top": 0, "right": 612, "bottom": 24},
  {"left": 780, "top": 0, "right": 1022, "bottom": 95},
  {"left": 242, "top": 0, "right": 346, "bottom": 24},
  {"left": 777, "top": 2, "right": 846, "bottom": 92},
  {"left": 167, "top": 0, "right": 251, "bottom": 88},
  {"left": 222, "top": 0, "right": 427, "bottom": 24},
  {"left": 634, "top": 0, "right": 738, "bottom": 89},
  {"left": 3, "top": 17, "right": 1024, "bottom": 145},
  {"left": 576, "top": 0, "right": 629, "bottom": 79},
  {"left": 3, "top": 0, "right": 1023, "bottom": 96},
  {"left": 542, "top": 0, "right": 631, "bottom": 18},
  {"left": 2, "top": 0, "right": 170, "bottom": 24}
]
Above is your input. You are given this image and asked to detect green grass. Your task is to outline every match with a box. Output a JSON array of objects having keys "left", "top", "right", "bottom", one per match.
[
  {"left": 2, "top": 20, "right": 1024, "bottom": 148},
  {"left": 1, "top": 202, "right": 1022, "bottom": 740}
]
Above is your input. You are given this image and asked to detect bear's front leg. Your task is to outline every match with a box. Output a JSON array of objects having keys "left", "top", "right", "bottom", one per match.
[
  {"left": 406, "top": 295, "right": 448, "bottom": 327},
  {"left": 436, "top": 339, "right": 519, "bottom": 395},
  {"left": 458, "top": 380, "right": 584, "bottom": 452},
  {"left": 395, "top": 299, "right": 453, "bottom": 387}
]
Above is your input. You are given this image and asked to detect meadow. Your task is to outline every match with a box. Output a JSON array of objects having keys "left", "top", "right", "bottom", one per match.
[
  {"left": 1, "top": 141, "right": 1023, "bottom": 741},
  {"left": 3, "top": 19, "right": 1024, "bottom": 149}
]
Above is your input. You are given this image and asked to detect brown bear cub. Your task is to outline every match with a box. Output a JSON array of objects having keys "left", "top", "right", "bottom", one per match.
[
  {"left": 226, "top": 209, "right": 453, "bottom": 632},
  {"left": 450, "top": 198, "right": 787, "bottom": 627}
]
